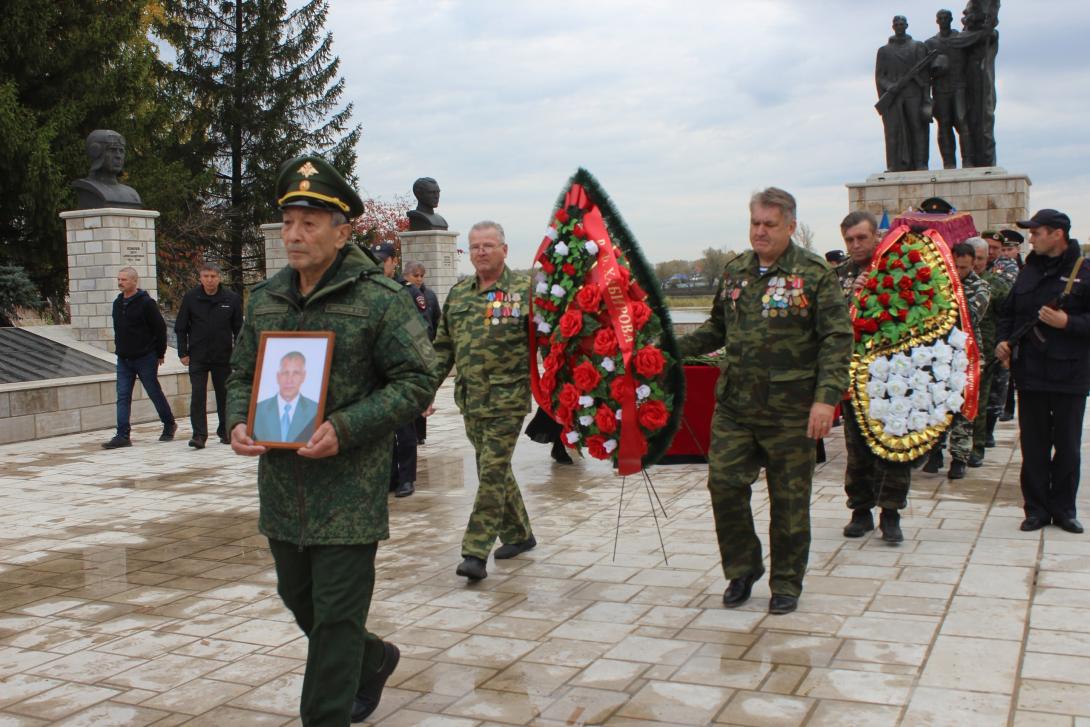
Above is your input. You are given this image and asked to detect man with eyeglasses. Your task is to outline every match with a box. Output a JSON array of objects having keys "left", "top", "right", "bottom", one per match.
[{"left": 433, "top": 220, "right": 537, "bottom": 581}]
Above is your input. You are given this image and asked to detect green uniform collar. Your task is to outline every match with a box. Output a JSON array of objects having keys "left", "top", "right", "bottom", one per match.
[
  {"left": 745, "top": 241, "right": 806, "bottom": 276},
  {"left": 471, "top": 265, "right": 514, "bottom": 293},
  {"left": 265, "top": 245, "right": 382, "bottom": 307}
]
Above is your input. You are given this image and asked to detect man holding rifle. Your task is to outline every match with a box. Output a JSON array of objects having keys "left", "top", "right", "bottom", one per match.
[{"left": 996, "top": 209, "right": 1089, "bottom": 534}]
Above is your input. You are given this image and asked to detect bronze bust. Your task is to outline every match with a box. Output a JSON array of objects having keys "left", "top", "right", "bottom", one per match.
[
  {"left": 406, "top": 177, "right": 448, "bottom": 231},
  {"left": 72, "top": 130, "right": 142, "bottom": 209}
]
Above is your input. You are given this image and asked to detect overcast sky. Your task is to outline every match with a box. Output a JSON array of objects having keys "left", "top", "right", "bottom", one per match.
[{"left": 322, "top": 1, "right": 1090, "bottom": 272}]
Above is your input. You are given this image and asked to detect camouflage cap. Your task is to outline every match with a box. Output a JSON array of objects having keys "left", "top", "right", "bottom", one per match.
[{"left": 275, "top": 154, "right": 364, "bottom": 218}]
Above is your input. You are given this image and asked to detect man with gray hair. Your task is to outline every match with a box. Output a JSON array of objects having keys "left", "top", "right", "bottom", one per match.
[
  {"left": 103, "top": 266, "right": 176, "bottom": 448},
  {"left": 175, "top": 262, "right": 243, "bottom": 448},
  {"left": 677, "top": 188, "right": 853, "bottom": 614},
  {"left": 433, "top": 220, "right": 537, "bottom": 581}
]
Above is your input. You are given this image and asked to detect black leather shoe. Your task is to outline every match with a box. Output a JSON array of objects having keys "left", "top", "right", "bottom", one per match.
[
  {"left": 188, "top": 437, "right": 206, "bottom": 449},
  {"left": 922, "top": 449, "right": 944, "bottom": 473},
  {"left": 985, "top": 434, "right": 996, "bottom": 448},
  {"left": 394, "top": 481, "right": 414, "bottom": 498},
  {"left": 722, "top": 570, "right": 763, "bottom": 608},
  {"left": 768, "top": 595, "right": 798, "bottom": 615},
  {"left": 219, "top": 435, "right": 231, "bottom": 445},
  {"left": 350, "top": 641, "right": 400, "bottom": 723},
  {"left": 879, "top": 508, "right": 904, "bottom": 543},
  {"left": 1056, "top": 518, "right": 1085, "bottom": 534},
  {"left": 947, "top": 460, "right": 967, "bottom": 479},
  {"left": 456, "top": 556, "right": 487, "bottom": 581},
  {"left": 494, "top": 536, "right": 537, "bottom": 559},
  {"left": 102, "top": 435, "right": 131, "bottom": 449},
  {"left": 1020, "top": 516, "right": 1048, "bottom": 531},
  {"left": 968, "top": 453, "right": 984, "bottom": 467},
  {"left": 843, "top": 508, "right": 874, "bottom": 538},
  {"left": 159, "top": 421, "right": 178, "bottom": 441}
]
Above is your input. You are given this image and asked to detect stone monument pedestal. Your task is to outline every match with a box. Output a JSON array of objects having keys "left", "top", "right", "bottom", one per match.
[
  {"left": 846, "top": 167, "right": 1031, "bottom": 234},
  {"left": 60, "top": 208, "right": 160, "bottom": 352},
  {"left": 261, "top": 223, "right": 286, "bottom": 280},
  {"left": 398, "top": 230, "right": 460, "bottom": 306}
]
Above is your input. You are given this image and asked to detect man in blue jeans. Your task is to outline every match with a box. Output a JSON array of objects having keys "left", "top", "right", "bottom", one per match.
[{"left": 103, "top": 266, "right": 177, "bottom": 448}]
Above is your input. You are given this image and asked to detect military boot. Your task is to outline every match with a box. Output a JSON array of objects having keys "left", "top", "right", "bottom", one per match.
[
  {"left": 879, "top": 508, "right": 904, "bottom": 543},
  {"left": 948, "top": 459, "right": 967, "bottom": 480},
  {"left": 843, "top": 508, "right": 875, "bottom": 538},
  {"left": 922, "top": 448, "right": 944, "bottom": 474}
]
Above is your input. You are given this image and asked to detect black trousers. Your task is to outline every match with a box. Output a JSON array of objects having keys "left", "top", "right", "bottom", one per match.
[
  {"left": 269, "top": 539, "right": 384, "bottom": 727},
  {"left": 1017, "top": 390, "right": 1087, "bottom": 521},
  {"left": 414, "top": 415, "right": 427, "bottom": 443},
  {"left": 390, "top": 421, "right": 417, "bottom": 486},
  {"left": 189, "top": 360, "right": 230, "bottom": 439}
]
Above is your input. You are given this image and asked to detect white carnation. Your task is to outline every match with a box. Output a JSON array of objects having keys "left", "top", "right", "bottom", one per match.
[
  {"left": 545, "top": 227, "right": 558, "bottom": 240},
  {"left": 584, "top": 241, "right": 599, "bottom": 257},
  {"left": 869, "top": 357, "right": 891, "bottom": 382},
  {"left": 891, "top": 353, "right": 914, "bottom": 378},
  {"left": 636, "top": 385, "right": 651, "bottom": 400},
  {"left": 603, "top": 439, "right": 618, "bottom": 453},
  {"left": 536, "top": 281, "right": 549, "bottom": 295},
  {"left": 929, "top": 409, "right": 948, "bottom": 427},
  {"left": 565, "top": 430, "right": 580, "bottom": 444},
  {"left": 869, "top": 398, "right": 890, "bottom": 420},
  {"left": 536, "top": 272, "right": 546, "bottom": 284},
  {"left": 551, "top": 284, "right": 566, "bottom": 298},
  {"left": 952, "top": 351, "right": 969, "bottom": 370},
  {"left": 908, "top": 411, "right": 930, "bottom": 432},
  {"left": 537, "top": 322, "right": 552, "bottom": 334},
  {"left": 615, "top": 408, "right": 623, "bottom": 420},
  {"left": 578, "top": 415, "right": 594, "bottom": 426},
  {"left": 930, "top": 383, "right": 949, "bottom": 406},
  {"left": 554, "top": 241, "right": 569, "bottom": 257},
  {"left": 866, "top": 379, "right": 887, "bottom": 400},
  {"left": 932, "top": 363, "right": 952, "bottom": 382},
  {"left": 931, "top": 340, "right": 953, "bottom": 363},
  {"left": 911, "top": 370, "right": 933, "bottom": 392},
  {"left": 578, "top": 395, "right": 594, "bottom": 408},
  {"left": 946, "top": 392, "right": 965, "bottom": 411},
  {"left": 886, "top": 376, "right": 909, "bottom": 398},
  {"left": 947, "top": 371, "right": 968, "bottom": 393},
  {"left": 911, "top": 346, "right": 934, "bottom": 367},
  {"left": 600, "top": 357, "right": 616, "bottom": 372},
  {"left": 948, "top": 327, "right": 968, "bottom": 350},
  {"left": 888, "top": 397, "right": 912, "bottom": 419},
  {"left": 911, "top": 390, "right": 932, "bottom": 412},
  {"left": 885, "top": 417, "right": 909, "bottom": 436}
]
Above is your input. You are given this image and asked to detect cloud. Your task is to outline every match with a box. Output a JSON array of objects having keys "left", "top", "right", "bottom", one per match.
[{"left": 317, "top": 0, "right": 1090, "bottom": 265}]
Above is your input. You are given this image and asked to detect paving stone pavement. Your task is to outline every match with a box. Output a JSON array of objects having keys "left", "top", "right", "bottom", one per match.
[{"left": 1, "top": 379, "right": 1089, "bottom": 726}]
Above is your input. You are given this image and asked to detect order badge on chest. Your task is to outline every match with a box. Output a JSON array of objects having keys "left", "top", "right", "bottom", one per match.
[
  {"left": 760, "top": 274, "right": 809, "bottom": 318},
  {"left": 485, "top": 290, "right": 522, "bottom": 327}
]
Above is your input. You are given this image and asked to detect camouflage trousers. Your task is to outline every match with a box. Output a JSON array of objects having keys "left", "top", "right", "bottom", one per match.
[
  {"left": 461, "top": 415, "right": 533, "bottom": 559},
  {"left": 950, "top": 370, "right": 990, "bottom": 461},
  {"left": 707, "top": 407, "right": 815, "bottom": 598},
  {"left": 841, "top": 400, "right": 911, "bottom": 510},
  {"left": 971, "top": 358, "right": 1001, "bottom": 458}
]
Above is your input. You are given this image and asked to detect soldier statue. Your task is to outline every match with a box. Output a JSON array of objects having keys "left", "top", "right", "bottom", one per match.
[
  {"left": 926, "top": 9, "right": 974, "bottom": 168},
  {"left": 875, "top": 16, "right": 932, "bottom": 172}
]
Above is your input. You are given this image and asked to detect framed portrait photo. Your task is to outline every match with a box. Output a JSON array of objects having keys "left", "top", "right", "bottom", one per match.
[{"left": 247, "top": 331, "right": 335, "bottom": 449}]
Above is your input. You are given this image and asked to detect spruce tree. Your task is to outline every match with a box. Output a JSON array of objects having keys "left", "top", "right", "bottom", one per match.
[{"left": 157, "top": 0, "right": 361, "bottom": 290}]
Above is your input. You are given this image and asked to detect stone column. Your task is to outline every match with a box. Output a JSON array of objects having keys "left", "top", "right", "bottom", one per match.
[
  {"left": 261, "top": 223, "right": 286, "bottom": 280},
  {"left": 60, "top": 208, "right": 161, "bottom": 351},
  {"left": 398, "top": 230, "right": 460, "bottom": 306}
]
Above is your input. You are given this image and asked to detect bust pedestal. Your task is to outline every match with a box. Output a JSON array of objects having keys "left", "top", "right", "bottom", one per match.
[
  {"left": 60, "top": 208, "right": 161, "bottom": 351},
  {"left": 398, "top": 230, "right": 460, "bottom": 306},
  {"left": 261, "top": 223, "right": 286, "bottom": 280},
  {"left": 846, "top": 167, "right": 1031, "bottom": 235}
]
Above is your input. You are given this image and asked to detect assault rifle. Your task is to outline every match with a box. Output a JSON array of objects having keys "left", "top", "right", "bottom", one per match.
[
  {"left": 875, "top": 49, "right": 939, "bottom": 116},
  {"left": 1007, "top": 256, "right": 1086, "bottom": 364}
]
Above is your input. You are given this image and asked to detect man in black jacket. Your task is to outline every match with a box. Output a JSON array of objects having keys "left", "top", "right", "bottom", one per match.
[
  {"left": 997, "top": 209, "right": 1089, "bottom": 534},
  {"left": 175, "top": 263, "right": 243, "bottom": 448},
  {"left": 404, "top": 260, "right": 440, "bottom": 445},
  {"left": 103, "top": 267, "right": 176, "bottom": 448}
]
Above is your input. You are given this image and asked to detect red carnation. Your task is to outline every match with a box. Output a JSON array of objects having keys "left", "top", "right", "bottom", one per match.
[
  {"left": 562, "top": 263, "right": 576, "bottom": 276},
  {"left": 882, "top": 275, "right": 895, "bottom": 289},
  {"left": 572, "top": 223, "right": 586, "bottom": 239},
  {"left": 900, "top": 289, "right": 915, "bottom": 304},
  {"left": 924, "top": 299, "right": 934, "bottom": 310},
  {"left": 857, "top": 295, "right": 869, "bottom": 307},
  {"left": 878, "top": 292, "right": 891, "bottom": 307},
  {"left": 890, "top": 243, "right": 904, "bottom": 255},
  {"left": 610, "top": 375, "right": 635, "bottom": 403},
  {"left": 853, "top": 318, "right": 869, "bottom": 331},
  {"left": 558, "top": 383, "right": 580, "bottom": 411},
  {"left": 559, "top": 309, "right": 583, "bottom": 338},
  {"left": 634, "top": 345, "right": 666, "bottom": 377},
  {"left": 629, "top": 282, "right": 647, "bottom": 300},
  {"left": 865, "top": 277, "right": 879, "bottom": 292},
  {"left": 854, "top": 329, "right": 862, "bottom": 342},
  {"left": 573, "top": 361, "right": 602, "bottom": 392},
  {"left": 631, "top": 300, "right": 653, "bottom": 329},
  {"left": 540, "top": 259, "right": 555, "bottom": 274},
  {"left": 877, "top": 257, "right": 888, "bottom": 271},
  {"left": 898, "top": 276, "right": 914, "bottom": 290},
  {"left": 879, "top": 311, "right": 893, "bottom": 323},
  {"left": 908, "top": 250, "right": 923, "bottom": 264},
  {"left": 916, "top": 266, "right": 932, "bottom": 282},
  {"left": 540, "top": 369, "right": 557, "bottom": 397},
  {"left": 576, "top": 285, "right": 602, "bottom": 311},
  {"left": 637, "top": 400, "right": 669, "bottom": 430},
  {"left": 594, "top": 327, "right": 619, "bottom": 357},
  {"left": 555, "top": 404, "right": 572, "bottom": 425},
  {"left": 595, "top": 405, "right": 617, "bottom": 434},
  {"left": 897, "top": 308, "right": 908, "bottom": 321},
  {"left": 586, "top": 435, "right": 610, "bottom": 460},
  {"left": 863, "top": 318, "right": 880, "bottom": 333},
  {"left": 889, "top": 258, "right": 905, "bottom": 270},
  {"left": 555, "top": 208, "right": 570, "bottom": 224}
]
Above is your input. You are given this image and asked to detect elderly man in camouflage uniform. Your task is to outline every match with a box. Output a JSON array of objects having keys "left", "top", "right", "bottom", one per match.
[
  {"left": 434, "top": 220, "right": 536, "bottom": 581},
  {"left": 678, "top": 188, "right": 852, "bottom": 615},
  {"left": 227, "top": 155, "right": 436, "bottom": 726},
  {"left": 836, "top": 211, "right": 912, "bottom": 543},
  {"left": 924, "top": 240, "right": 991, "bottom": 479}
]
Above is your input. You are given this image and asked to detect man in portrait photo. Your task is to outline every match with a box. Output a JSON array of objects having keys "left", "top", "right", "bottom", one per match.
[{"left": 253, "top": 350, "right": 318, "bottom": 443}]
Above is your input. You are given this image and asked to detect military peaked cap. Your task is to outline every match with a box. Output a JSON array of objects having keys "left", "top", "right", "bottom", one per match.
[
  {"left": 919, "top": 197, "right": 955, "bottom": 214},
  {"left": 276, "top": 154, "right": 364, "bottom": 218}
]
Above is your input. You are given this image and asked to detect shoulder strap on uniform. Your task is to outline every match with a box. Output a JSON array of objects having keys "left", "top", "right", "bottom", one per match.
[{"left": 1063, "top": 257, "right": 1085, "bottom": 298}]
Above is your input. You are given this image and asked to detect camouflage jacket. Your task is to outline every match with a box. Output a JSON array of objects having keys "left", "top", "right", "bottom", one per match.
[
  {"left": 961, "top": 271, "right": 991, "bottom": 348},
  {"left": 433, "top": 265, "right": 531, "bottom": 418},
  {"left": 678, "top": 242, "right": 853, "bottom": 425},
  {"left": 836, "top": 259, "right": 867, "bottom": 301},
  {"left": 979, "top": 267, "right": 1013, "bottom": 361},
  {"left": 226, "top": 246, "right": 437, "bottom": 546}
]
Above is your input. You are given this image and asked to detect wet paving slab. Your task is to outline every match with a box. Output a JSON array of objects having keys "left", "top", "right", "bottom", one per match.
[{"left": 1, "top": 380, "right": 1089, "bottom": 725}]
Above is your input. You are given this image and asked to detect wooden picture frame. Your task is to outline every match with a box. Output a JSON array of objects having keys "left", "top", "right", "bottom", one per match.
[{"left": 247, "top": 331, "right": 335, "bottom": 449}]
